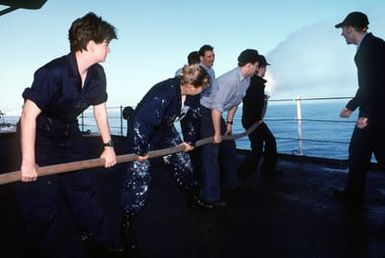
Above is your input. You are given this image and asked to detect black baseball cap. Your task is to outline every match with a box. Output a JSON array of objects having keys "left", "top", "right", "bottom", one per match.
[
  {"left": 334, "top": 11, "right": 369, "bottom": 29},
  {"left": 238, "top": 49, "right": 259, "bottom": 66},
  {"left": 257, "top": 55, "right": 270, "bottom": 66}
]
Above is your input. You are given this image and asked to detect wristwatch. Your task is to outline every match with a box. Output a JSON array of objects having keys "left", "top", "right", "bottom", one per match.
[{"left": 103, "top": 139, "right": 114, "bottom": 147}]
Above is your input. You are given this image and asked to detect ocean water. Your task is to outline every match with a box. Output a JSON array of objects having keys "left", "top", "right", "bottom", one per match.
[
  {"left": 99, "top": 100, "right": 356, "bottom": 160},
  {"left": 234, "top": 100, "right": 356, "bottom": 160}
]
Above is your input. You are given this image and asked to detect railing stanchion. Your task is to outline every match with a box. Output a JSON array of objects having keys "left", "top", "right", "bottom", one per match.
[
  {"left": 120, "top": 105, "right": 123, "bottom": 136},
  {"left": 295, "top": 96, "right": 304, "bottom": 155},
  {"left": 81, "top": 112, "right": 84, "bottom": 132}
]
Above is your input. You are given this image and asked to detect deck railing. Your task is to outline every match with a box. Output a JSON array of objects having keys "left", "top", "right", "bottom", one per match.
[
  {"left": 1, "top": 96, "right": 356, "bottom": 159},
  {"left": 88, "top": 97, "right": 354, "bottom": 159},
  {"left": 233, "top": 96, "right": 355, "bottom": 159},
  {"left": 77, "top": 105, "right": 130, "bottom": 136}
]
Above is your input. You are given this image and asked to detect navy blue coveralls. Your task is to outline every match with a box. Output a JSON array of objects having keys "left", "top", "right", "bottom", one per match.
[
  {"left": 238, "top": 75, "right": 277, "bottom": 180},
  {"left": 17, "top": 53, "right": 112, "bottom": 256},
  {"left": 343, "top": 33, "right": 385, "bottom": 198},
  {"left": 121, "top": 77, "right": 200, "bottom": 215}
]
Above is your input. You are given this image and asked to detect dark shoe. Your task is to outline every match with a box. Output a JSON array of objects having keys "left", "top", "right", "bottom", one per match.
[
  {"left": 84, "top": 238, "right": 125, "bottom": 258},
  {"left": 121, "top": 211, "right": 137, "bottom": 253},
  {"left": 191, "top": 196, "right": 227, "bottom": 209},
  {"left": 262, "top": 167, "right": 282, "bottom": 177},
  {"left": 333, "top": 189, "right": 347, "bottom": 199},
  {"left": 191, "top": 195, "right": 214, "bottom": 209},
  {"left": 236, "top": 180, "right": 253, "bottom": 191},
  {"left": 333, "top": 189, "right": 363, "bottom": 209},
  {"left": 210, "top": 200, "right": 227, "bottom": 208},
  {"left": 97, "top": 246, "right": 126, "bottom": 258}
]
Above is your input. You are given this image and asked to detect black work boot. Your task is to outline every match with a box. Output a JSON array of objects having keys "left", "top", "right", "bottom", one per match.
[
  {"left": 82, "top": 232, "right": 125, "bottom": 258},
  {"left": 121, "top": 211, "right": 137, "bottom": 255}
]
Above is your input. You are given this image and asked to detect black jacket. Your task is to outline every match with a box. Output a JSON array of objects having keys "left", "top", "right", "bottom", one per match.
[
  {"left": 346, "top": 33, "right": 385, "bottom": 125},
  {"left": 242, "top": 75, "right": 267, "bottom": 129}
]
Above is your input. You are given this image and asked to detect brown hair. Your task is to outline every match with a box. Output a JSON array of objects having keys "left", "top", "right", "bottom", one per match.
[{"left": 68, "top": 12, "right": 117, "bottom": 52}]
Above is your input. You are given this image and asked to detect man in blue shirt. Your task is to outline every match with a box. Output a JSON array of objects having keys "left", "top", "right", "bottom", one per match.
[
  {"left": 198, "top": 49, "right": 260, "bottom": 208},
  {"left": 199, "top": 44, "right": 216, "bottom": 101}
]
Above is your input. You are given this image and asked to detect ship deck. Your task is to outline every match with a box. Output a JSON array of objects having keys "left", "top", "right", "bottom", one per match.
[{"left": 0, "top": 134, "right": 385, "bottom": 257}]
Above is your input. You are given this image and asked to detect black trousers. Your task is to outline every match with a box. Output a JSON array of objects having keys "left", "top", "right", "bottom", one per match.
[
  {"left": 344, "top": 123, "right": 385, "bottom": 197},
  {"left": 238, "top": 122, "right": 277, "bottom": 181}
]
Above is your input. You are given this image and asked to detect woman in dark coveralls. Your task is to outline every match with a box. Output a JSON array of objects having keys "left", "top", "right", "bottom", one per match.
[
  {"left": 121, "top": 64, "right": 210, "bottom": 250},
  {"left": 17, "top": 13, "right": 117, "bottom": 258}
]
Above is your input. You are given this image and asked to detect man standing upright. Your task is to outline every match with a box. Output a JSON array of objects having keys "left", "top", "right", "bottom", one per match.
[
  {"left": 334, "top": 12, "right": 385, "bottom": 207},
  {"left": 188, "top": 45, "right": 216, "bottom": 182},
  {"left": 199, "top": 44, "right": 216, "bottom": 102}
]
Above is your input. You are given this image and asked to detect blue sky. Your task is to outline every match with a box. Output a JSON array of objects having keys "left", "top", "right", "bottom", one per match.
[{"left": 1, "top": 0, "right": 385, "bottom": 113}]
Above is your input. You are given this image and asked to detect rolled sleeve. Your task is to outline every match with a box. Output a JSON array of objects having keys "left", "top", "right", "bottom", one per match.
[
  {"left": 22, "top": 68, "right": 58, "bottom": 110},
  {"left": 90, "top": 65, "right": 108, "bottom": 105}
]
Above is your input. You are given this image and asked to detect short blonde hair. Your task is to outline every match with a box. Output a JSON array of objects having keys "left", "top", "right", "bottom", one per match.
[{"left": 179, "top": 64, "right": 210, "bottom": 89}]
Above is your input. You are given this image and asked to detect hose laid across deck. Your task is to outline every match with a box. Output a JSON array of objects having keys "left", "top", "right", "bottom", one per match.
[{"left": 0, "top": 120, "right": 261, "bottom": 185}]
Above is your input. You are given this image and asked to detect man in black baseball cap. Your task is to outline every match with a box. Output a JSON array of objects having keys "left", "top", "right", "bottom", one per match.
[
  {"left": 334, "top": 11, "right": 369, "bottom": 29},
  {"left": 333, "top": 12, "right": 385, "bottom": 209},
  {"left": 335, "top": 11, "right": 370, "bottom": 45},
  {"left": 237, "top": 49, "right": 259, "bottom": 66},
  {"left": 238, "top": 54, "right": 279, "bottom": 185},
  {"left": 256, "top": 54, "right": 270, "bottom": 66}
]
